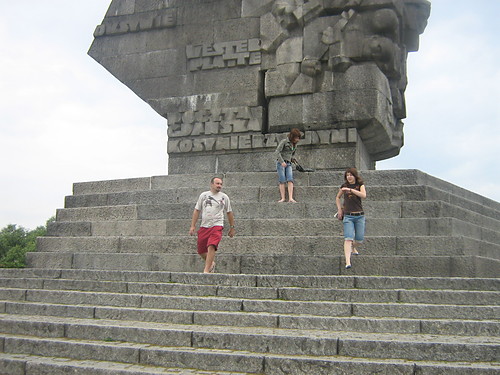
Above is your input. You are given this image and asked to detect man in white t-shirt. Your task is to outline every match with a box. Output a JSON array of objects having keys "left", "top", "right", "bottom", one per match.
[{"left": 189, "top": 177, "right": 235, "bottom": 273}]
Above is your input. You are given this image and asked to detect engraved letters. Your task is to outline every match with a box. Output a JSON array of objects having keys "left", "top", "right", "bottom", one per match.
[
  {"left": 167, "top": 107, "right": 262, "bottom": 138},
  {"left": 186, "top": 39, "right": 261, "bottom": 71},
  {"left": 94, "top": 9, "right": 176, "bottom": 37},
  {"left": 167, "top": 129, "right": 354, "bottom": 154}
]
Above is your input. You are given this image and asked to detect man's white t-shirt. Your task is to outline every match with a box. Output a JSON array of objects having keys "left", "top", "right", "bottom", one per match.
[{"left": 195, "top": 191, "right": 232, "bottom": 228}]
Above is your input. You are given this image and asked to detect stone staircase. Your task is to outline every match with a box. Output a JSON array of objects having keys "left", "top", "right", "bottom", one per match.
[
  {"left": 0, "top": 169, "right": 499, "bottom": 374},
  {"left": 29, "top": 170, "right": 500, "bottom": 276}
]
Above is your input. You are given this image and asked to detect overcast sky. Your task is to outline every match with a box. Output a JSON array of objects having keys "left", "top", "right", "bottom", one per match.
[{"left": 1, "top": 0, "right": 499, "bottom": 230}]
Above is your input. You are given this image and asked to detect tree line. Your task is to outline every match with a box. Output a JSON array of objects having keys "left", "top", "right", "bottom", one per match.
[{"left": 0, "top": 217, "right": 54, "bottom": 268}]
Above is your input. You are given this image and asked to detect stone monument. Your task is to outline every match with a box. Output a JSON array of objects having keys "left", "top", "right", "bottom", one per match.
[{"left": 88, "top": 0, "right": 430, "bottom": 173}]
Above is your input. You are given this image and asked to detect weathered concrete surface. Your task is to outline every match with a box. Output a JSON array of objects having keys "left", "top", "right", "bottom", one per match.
[{"left": 88, "top": 0, "right": 430, "bottom": 172}]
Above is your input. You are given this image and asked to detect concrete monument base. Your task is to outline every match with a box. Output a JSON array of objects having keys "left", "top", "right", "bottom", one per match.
[
  {"left": 168, "top": 128, "right": 374, "bottom": 174},
  {"left": 88, "top": 0, "right": 430, "bottom": 173}
]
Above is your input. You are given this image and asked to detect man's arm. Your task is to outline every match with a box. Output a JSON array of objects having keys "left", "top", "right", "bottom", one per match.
[
  {"left": 189, "top": 209, "right": 200, "bottom": 235},
  {"left": 226, "top": 211, "right": 235, "bottom": 238}
]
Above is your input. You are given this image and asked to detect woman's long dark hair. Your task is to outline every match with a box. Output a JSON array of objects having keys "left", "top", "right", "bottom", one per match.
[{"left": 344, "top": 167, "right": 364, "bottom": 185}]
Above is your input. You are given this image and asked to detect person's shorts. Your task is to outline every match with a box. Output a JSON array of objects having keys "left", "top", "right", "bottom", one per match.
[
  {"left": 197, "top": 226, "right": 223, "bottom": 254},
  {"left": 277, "top": 161, "right": 293, "bottom": 184},
  {"left": 343, "top": 215, "right": 365, "bottom": 242}
]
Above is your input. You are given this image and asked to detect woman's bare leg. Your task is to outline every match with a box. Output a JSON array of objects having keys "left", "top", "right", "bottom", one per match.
[
  {"left": 288, "top": 181, "right": 296, "bottom": 202},
  {"left": 344, "top": 240, "right": 353, "bottom": 267},
  {"left": 278, "top": 183, "right": 286, "bottom": 202}
]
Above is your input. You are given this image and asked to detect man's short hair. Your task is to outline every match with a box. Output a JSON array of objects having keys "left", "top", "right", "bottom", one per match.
[{"left": 211, "top": 176, "right": 223, "bottom": 184}]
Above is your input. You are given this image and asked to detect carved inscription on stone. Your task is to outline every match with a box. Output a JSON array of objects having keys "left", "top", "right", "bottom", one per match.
[
  {"left": 167, "top": 107, "right": 262, "bottom": 138},
  {"left": 168, "top": 128, "right": 357, "bottom": 154},
  {"left": 94, "top": 9, "right": 176, "bottom": 37},
  {"left": 186, "top": 39, "right": 262, "bottom": 71}
]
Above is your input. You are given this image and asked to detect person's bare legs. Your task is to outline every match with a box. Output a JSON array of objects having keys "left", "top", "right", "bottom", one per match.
[
  {"left": 344, "top": 240, "right": 353, "bottom": 268},
  {"left": 201, "top": 245, "right": 216, "bottom": 273},
  {"left": 278, "top": 183, "right": 286, "bottom": 202},
  {"left": 287, "top": 181, "right": 296, "bottom": 202}
]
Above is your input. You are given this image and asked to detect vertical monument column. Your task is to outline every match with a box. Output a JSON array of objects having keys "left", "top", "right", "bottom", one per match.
[{"left": 88, "top": 0, "right": 430, "bottom": 174}]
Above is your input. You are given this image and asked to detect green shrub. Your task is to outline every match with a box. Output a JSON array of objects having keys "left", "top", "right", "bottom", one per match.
[{"left": 0, "top": 217, "right": 54, "bottom": 268}]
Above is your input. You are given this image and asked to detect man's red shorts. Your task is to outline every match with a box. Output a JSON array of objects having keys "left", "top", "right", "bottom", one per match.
[{"left": 197, "top": 226, "right": 223, "bottom": 254}]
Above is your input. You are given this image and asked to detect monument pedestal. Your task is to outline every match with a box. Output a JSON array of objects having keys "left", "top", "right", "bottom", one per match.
[
  {"left": 167, "top": 128, "right": 374, "bottom": 174},
  {"left": 88, "top": 0, "right": 430, "bottom": 174}
]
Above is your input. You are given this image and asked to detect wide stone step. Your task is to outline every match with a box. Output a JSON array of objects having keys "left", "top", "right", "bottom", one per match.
[
  {"left": 0, "top": 334, "right": 268, "bottom": 373},
  {"left": 53, "top": 201, "right": 500, "bottom": 235},
  {"left": 47, "top": 217, "right": 499, "bottom": 242},
  {"left": 66, "top": 171, "right": 391, "bottom": 195},
  {"left": 1, "top": 286, "right": 499, "bottom": 320},
  {"left": 1, "top": 268, "right": 498, "bottom": 291},
  {"left": 63, "top": 185, "right": 500, "bottom": 220},
  {"left": 0, "top": 352, "right": 253, "bottom": 375},
  {"left": 0, "top": 276, "right": 498, "bottom": 306},
  {"left": 67, "top": 171, "right": 333, "bottom": 195},
  {"left": 4, "top": 350, "right": 497, "bottom": 375},
  {"left": 26, "top": 252, "right": 499, "bottom": 277},
  {"left": 66, "top": 185, "right": 443, "bottom": 207},
  {"left": 2, "top": 298, "right": 498, "bottom": 337},
  {"left": 1, "top": 315, "right": 342, "bottom": 356},
  {"left": 56, "top": 202, "right": 395, "bottom": 221},
  {"left": 36, "top": 235, "right": 486, "bottom": 256},
  {"left": 71, "top": 170, "right": 500, "bottom": 211},
  {"left": 1, "top": 328, "right": 498, "bottom": 368}
]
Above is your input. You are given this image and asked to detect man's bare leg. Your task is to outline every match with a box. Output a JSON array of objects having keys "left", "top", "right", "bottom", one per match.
[{"left": 203, "top": 245, "right": 216, "bottom": 273}]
